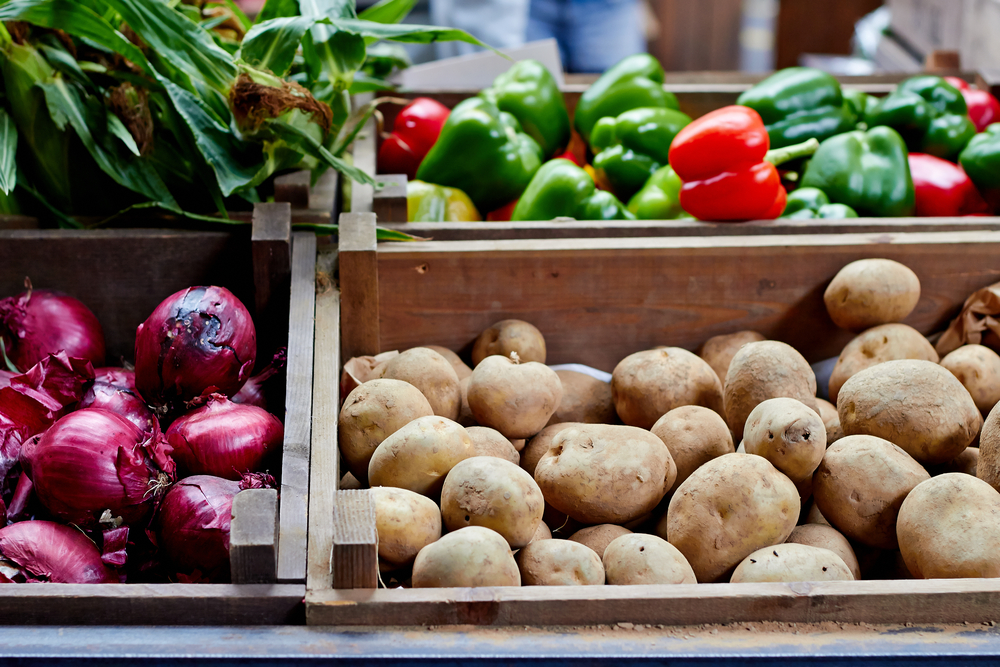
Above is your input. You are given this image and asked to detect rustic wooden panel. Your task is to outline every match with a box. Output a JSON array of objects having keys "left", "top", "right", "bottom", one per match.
[
  {"left": 338, "top": 212, "right": 380, "bottom": 359},
  {"left": 777, "top": 0, "right": 884, "bottom": 69},
  {"left": 231, "top": 489, "right": 279, "bottom": 585},
  {"left": 331, "top": 490, "right": 378, "bottom": 590},
  {"left": 372, "top": 174, "right": 408, "bottom": 224},
  {"left": 275, "top": 172, "right": 312, "bottom": 210},
  {"left": 649, "top": 0, "right": 743, "bottom": 71},
  {"left": 252, "top": 203, "right": 292, "bottom": 364}
]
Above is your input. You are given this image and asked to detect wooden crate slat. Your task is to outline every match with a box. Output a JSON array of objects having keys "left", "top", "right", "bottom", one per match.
[
  {"left": 252, "top": 203, "right": 293, "bottom": 383},
  {"left": 230, "top": 488, "right": 279, "bottom": 585},
  {"left": 339, "top": 212, "right": 380, "bottom": 360},
  {"left": 331, "top": 490, "right": 378, "bottom": 590}
]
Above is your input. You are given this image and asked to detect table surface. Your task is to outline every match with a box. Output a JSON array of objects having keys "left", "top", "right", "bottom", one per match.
[{"left": 3, "top": 622, "right": 1000, "bottom": 665}]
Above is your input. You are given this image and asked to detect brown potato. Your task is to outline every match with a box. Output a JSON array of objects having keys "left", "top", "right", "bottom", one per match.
[
  {"left": 828, "top": 324, "right": 939, "bottom": 403},
  {"left": 838, "top": 359, "right": 982, "bottom": 465},
  {"left": 744, "top": 398, "right": 826, "bottom": 483},
  {"left": 411, "top": 526, "right": 520, "bottom": 588},
  {"left": 730, "top": 544, "right": 853, "bottom": 583},
  {"left": 813, "top": 435, "right": 929, "bottom": 549},
  {"left": 368, "top": 416, "right": 474, "bottom": 496},
  {"left": 603, "top": 534, "right": 697, "bottom": 585},
  {"left": 535, "top": 424, "right": 675, "bottom": 524},
  {"left": 424, "top": 345, "right": 473, "bottom": 380},
  {"left": 339, "top": 379, "right": 434, "bottom": 484},
  {"left": 724, "top": 341, "right": 818, "bottom": 438},
  {"left": 699, "top": 330, "right": 767, "bottom": 385},
  {"left": 931, "top": 447, "right": 979, "bottom": 477},
  {"left": 612, "top": 348, "right": 724, "bottom": 430},
  {"left": 467, "top": 354, "right": 562, "bottom": 439},
  {"left": 440, "top": 456, "right": 544, "bottom": 549},
  {"left": 511, "top": 438, "right": 526, "bottom": 452},
  {"left": 547, "top": 370, "right": 617, "bottom": 425},
  {"left": 339, "top": 471, "right": 362, "bottom": 490},
  {"left": 516, "top": 539, "right": 605, "bottom": 586},
  {"left": 520, "top": 423, "right": 579, "bottom": 477},
  {"left": 897, "top": 473, "right": 1000, "bottom": 578},
  {"left": 457, "top": 376, "right": 478, "bottom": 427},
  {"left": 380, "top": 347, "right": 461, "bottom": 421},
  {"left": 568, "top": 524, "right": 633, "bottom": 559},
  {"left": 465, "top": 426, "right": 520, "bottom": 464},
  {"left": 471, "top": 320, "right": 546, "bottom": 366},
  {"left": 665, "top": 454, "right": 800, "bottom": 582},
  {"left": 651, "top": 405, "right": 734, "bottom": 490},
  {"left": 941, "top": 344, "right": 1000, "bottom": 417},
  {"left": 785, "top": 524, "right": 860, "bottom": 580},
  {"left": 371, "top": 486, "right": 442, "bottom": 568},
  {"left": 529, "top": 521, "right": 552, "bottom": 544},
  {"left": 824, "top": 259, "right": 921, "bottom": 332},
  {"left": 815, "top": 398, "right": 839, "bottom": 429},
  {"left": 805, "top": 501, "right": 831, "bottom": 526},
  {"left": 977, "top": 404, "right": 1000, "bottom": 492}
]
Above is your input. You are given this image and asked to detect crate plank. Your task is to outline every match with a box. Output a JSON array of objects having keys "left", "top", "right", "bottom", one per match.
[
  {"left": 331, "top": 490, "right": 378, "bottom": 590},
  {"left": 339, "top": 212, "right": 380, "bottom": 360},
  {"left": 373, "top": 174, "right": 408, "bottom": 224},
  {"left": 231, "top": 488, "right": 279, "bottom": 585},
  {"left": 252, "top": 203, "right": 292, "bottom": 366}
]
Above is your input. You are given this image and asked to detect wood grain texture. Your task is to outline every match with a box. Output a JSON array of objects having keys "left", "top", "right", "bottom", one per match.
[
  {"left": 307, "top": 578, "right": 1000, "bottom": 627},
  {"left": 274, "top": 171, "right": 312, "bottom": 210},
  {"left": 372, "top": 174, "right": 408, "bottom": 224},
  {"left": 338, "top": 212, "right": 380, "bottom": 359},
  {"left": 648, "top": 0, "right": 742, "bottom": 71},
  {"left": 277, "top": 231, "right": 317, "bottom": 584},
  {"left": 252, "top": 203, "right": 292, "bottom": 364},
  {"left": 307, "top": 268, "right": 341, "bottom": 592},
  {"left": 374, "top": 231, "right": 1000, "bottom": 370},
  {"left": 231, "top": 489, "right": 279, "bottom": 585},
  {"left": 0, "top": 215, "right": 39, "bottom": 230},
  {"left": 331, "top": 490, "right": 378, "bottom": 590},
  {"left": 776, "top": 0, "right": 884, "bottom": 69}
]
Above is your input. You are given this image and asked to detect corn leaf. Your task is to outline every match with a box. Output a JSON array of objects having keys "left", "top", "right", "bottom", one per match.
[
  {"left": 348, "top": 72, "right": 395, "bottom": 94},
  {"left": 255, "top": 0, "right": 299, "bottom": 23},
  {"left": 214, "top": 0, "right": 252, "bottom": 32},
  {"left": 0, "top": 110, "right": 17, "bottom": 195},
  {"left": 106, "top": 114, "right": 141, "bottom": 156},
  {"left": 331, "top": 18, "right": 492, "bottom": 50},
  {"left": 239, "top": 16, "right": 315, "bottom": 76},
  {"left": 267, "top": 118, "right": 374, "bottom": 186},
  {"left": 358, "top": 0, "right": 417, "bottom": 24}
]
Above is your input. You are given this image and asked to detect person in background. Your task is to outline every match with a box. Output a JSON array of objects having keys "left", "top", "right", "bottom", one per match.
[
  {"left": 429, "top": 0, "right": 531, "bottom": 60},
  {"left": 527, "top": 0, "right": 646, "bottom": 73}
]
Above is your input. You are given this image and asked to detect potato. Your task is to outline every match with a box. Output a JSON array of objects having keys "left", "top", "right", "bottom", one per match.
[
  {"left": 838, "top": 359, "right": 982, "bottom": 465},
  {"left": 424, "top": 345, "right": 473, "bottom": 380},
  {"left": 440, "top": 456, "right": 544, "bottom": 549},
  {"left": 371, "top": 486, "right": 442, "bottom": 568},
  {"left": 826, "top": 422, "right": 844, "bottom": 446},
  {"left": 548, "top": 370, "right": 616, "bottom": 425},
  {"left": 744, "top": 398, "right": 826, "bottom": 483},
  {"left": 805, "top": 501, "right": 830, "bottom": 526},
  {"left": 824, "top": 258, "right": 921, "bottom": 332},
  {"left": 612, "top": 348, "right": 724, "bottom": 430},
  {"left": 339, "top": 379, "right": 434, "bottom": 484},
  {"left": 815, "top": 398, "right": 838, "bottom": 429},
  {"left": 941, "top": 344, "right": 1000, "bottom": 416},
  {"left": 534, "top": 424, "right": 675, "bottom": 524},
  {"left": 471, "top": 319, "right": 546, "bottom": 366},
  {"left": 651, "top": 406, "right": 734, "bottom": 490},
  {"left": 511, "top": 439, "right": 526, "bottom": 452},
  {"left": 380, "top": 347, "right": 461, "bottom": 421},
  {"left": 665, "top": 454, "right": 800, "bottom": 582},
  {"left": 603, "top": 534, "right": 697, "bottom": 585},
  {"left": 520, "top": 423, "right": 578, "bottom": 477},
  {"left": 368, "top": 416, "right": 474, "bottom": 496},
  {"left": 699, "top": 330, "right": 767, "bottom": 385},
  {"left": 529, "top": 521, "right": 552, "bottom": 544},
  {"left": 457, "top": 376, "right": 478, "bottom": 427},
  {"left": 543, "top": 503, "right": 583, "bottom": 537},
  {"left": 786, "top": 524, "right": 860, "bottom": 580},
  {"left": 724, "top": 341, "right": 818, "bottom": 437},
  {"left": 897, "top": 473, "right": 1000, "bottom": 578},
  {"left": 828, "top": 324, "right": 939, "bottom": 403},
  {"left": 568, "top": 524, "right": 633, "bottom": 559},
  {"left": 467, "top": 354, "right": 562, "bottom": 439},
  {"left": 411, "top": 526, "right": 520, "bottom": 588},
  {"left": 813, "top": 435, "right": 929, "bottom": 549},
  {"left": 730, "top": 544, "right": 854, "bottom": 583},
  {"left": 977, "top": 404, "right": 1000, "bottom": 492},
  {"left": 516, "top": 539, "right": 605, "bottom": 586},
  {"left": 936, "top": 447, "right": 979, "bottom": 477},
  {"left": 466, "top": 426, "right": 520, "bottom": 464},
  {"left": 339, "top": 471, "right": 362, "bottom": 490}
]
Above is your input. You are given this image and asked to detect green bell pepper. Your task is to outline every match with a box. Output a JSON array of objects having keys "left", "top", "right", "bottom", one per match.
[
  {"left": 481, "top": 59, "right": 570, "bottom": 159},
  {"left": 407, "top": 180, "right": 481, "bottom": 222},
  {"left": 843, "top": 89, "right": 877, "bottom": 125},
  {"left": 959, "top": 122, "right": 1000, "bottom": 210},
  {"left": 626, "top": 165, "right": 690, "bottom": 220},
  {"left": 511, "top": 159, "right": 635, "bottom": 221},
  {"left": 737, "top": 67, "right": 858, "bottom": 149},
  {"left": 781, "top": 187, "right": 858, "bottom": 219},
  {"left": 573, "top": 54, "right": 679, "bottom": 145},
  {"left": 800, "top": 126, "right": 915, "bottom": 217},
  {"left": 866, "top": 75, "right": 976, "bottom": 160},
  {"left": 416, "top": 97, "right": 543, "bottom": 214},
  {"left": 589, "top": 107, "right": 692, "bottom": 201}
]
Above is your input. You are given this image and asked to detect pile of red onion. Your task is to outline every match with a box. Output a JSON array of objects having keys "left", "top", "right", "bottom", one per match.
[{"left": 0, "top": 281, "right": 284, "bottom": 585}]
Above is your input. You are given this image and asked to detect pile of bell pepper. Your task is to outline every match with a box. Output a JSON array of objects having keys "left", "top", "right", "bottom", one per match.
[{"left": 374, "top": 56, "right": 1000, "bottom": 224}]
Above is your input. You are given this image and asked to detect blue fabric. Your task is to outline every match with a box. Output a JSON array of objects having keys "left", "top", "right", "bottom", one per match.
[{"left": 527, "top": 0, "right": 646, "bottom": 73}]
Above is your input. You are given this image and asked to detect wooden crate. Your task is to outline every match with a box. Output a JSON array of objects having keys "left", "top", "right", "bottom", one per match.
[
  {"left": 351, "top": 74, "right": 1000, "bottom": 239},
  {"left": 305, "top": 211, "right": 1000, "bottom": 626},
  {"left": 0, "top": 202, "right": 317, "bottom": 624}
]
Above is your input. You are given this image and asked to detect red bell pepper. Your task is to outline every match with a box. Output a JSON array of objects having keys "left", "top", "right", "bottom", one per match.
[
  {"left": 908, "top": 152, "right": 990, "bottom": 216},
  {"left": 378, "top": 98, "right": 450, "bottom": 180},
  {"left": 486, "top": 199, "right": 518, "bottom": 222},
  {"left": 667, "top": 106, "right": 816, "bottom": 222},
  {"left": 945, "top": 77, "right": 1000, "bottom": 132}
]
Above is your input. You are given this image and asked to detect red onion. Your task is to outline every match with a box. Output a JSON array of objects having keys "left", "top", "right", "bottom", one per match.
[
  {"left": 0, "top": 370, "right": 13, "bottom": 390},
  {"left": 166, "top": 395, "right": 282, "bottom": 480},
  {"left": 232, "top": 347, "right": 286, "bottom": 410},
  {"left": 156, "top": 473, "right": 273, "bottom": 582},
  {"left": 92, "top": 367, "right": 136, "bottom": 392},
  {"left": 20, "top": 408, "right": 175, "bottom": 528},
  {"left": 79, "top": 370, "right": 157, "bottom": 434},
  {"left": 0, "top": 521, "right": 119, "bottom": 583},
  {"left": 0, "top": 286, "right": 105, "bottom": 372},
  {"left": 134, "top": 286, "right": 256, "bottom": 408}
]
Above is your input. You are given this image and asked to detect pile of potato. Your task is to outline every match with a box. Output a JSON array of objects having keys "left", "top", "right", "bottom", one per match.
[{"left": 339, "top": 259, "right": 1000, "bottom": 587}]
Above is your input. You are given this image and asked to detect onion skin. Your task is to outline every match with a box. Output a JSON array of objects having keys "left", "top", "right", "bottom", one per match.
[
  {"left": 0, "top": 289, "right": 105, "bottom": 371},
  {"left": 79, "top": 372, "right": 157, "bottom": 434},
  {"left": 156, "top": 475, "right": 239, "bottom": 582},
  {"left": 134, "top": 286, "right": 256, "bottom": 408},
  {"left": 21, "top": 408, "right": 175, "bottom": 527},
  {"left": 0, "top": 521, "right": 119, "bottom": 583},
  {"left": 92, "top": 367, "right": 136, "bottom": 393},
  {"left": 166, "top": 395, "right": 282, "bottom": 480},
  {"left": 232, "top": 348, "right": 286, "bottom": 411}
]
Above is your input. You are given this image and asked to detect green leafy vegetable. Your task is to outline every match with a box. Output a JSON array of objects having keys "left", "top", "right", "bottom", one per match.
[{"left": 0, "top": 110, "right": 17, "bottom": 195}]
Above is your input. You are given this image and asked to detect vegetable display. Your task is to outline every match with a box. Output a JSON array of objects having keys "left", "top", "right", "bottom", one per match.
[{"left": 377, "top": 97, "right": 450, "bottom": 181}]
